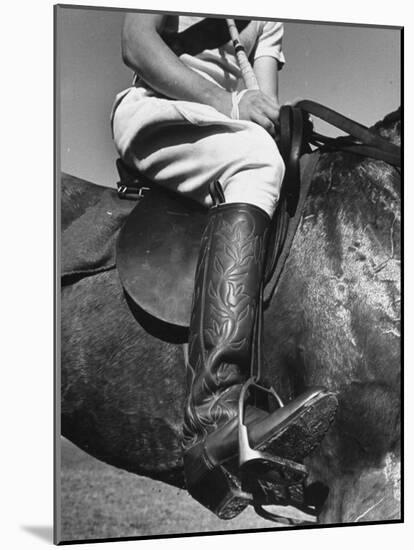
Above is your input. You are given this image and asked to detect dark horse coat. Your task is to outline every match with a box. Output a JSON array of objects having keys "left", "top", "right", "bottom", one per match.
[{"left": 60, "top": 109, "right": 401, "bottom": 524}]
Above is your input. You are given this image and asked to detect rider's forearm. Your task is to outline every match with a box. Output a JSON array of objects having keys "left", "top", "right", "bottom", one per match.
[
  {"left": 253, "top": 56, "right": 280, "bottom": 105},
  {"left": 122, "top": 18, "right": 232, "bottom": 115}
]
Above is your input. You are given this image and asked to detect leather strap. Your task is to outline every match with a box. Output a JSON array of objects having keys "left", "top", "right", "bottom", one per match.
[
  {"left": 264, "top": 152, "right": 320, "bottom": 306},
  {"left": 295, "top": 100, "right": 401, "bottom": 167},
  {"left": 279, "top": 106, "right": 308, "bottom": 216},
  {"left": 209, "top": 180, "right": 226, "bottom": 205},
  {"left": 264, "top": 105, "right": 309, "bottom": 285}
]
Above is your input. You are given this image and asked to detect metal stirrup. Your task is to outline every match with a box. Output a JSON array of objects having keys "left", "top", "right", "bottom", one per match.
[
  {"left": 238, "top": 285, "right": 307, "bottom": 483},
  {"left": 238, "top": 377, "right": 285, "bottom": 473},
  {"left": 237, "top": 280, "right": 286, "bottom": 472}
]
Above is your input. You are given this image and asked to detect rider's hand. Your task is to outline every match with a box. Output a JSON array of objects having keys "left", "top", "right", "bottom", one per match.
[{"left": 238, "top": 90, "right": 280, "bottom": 137}]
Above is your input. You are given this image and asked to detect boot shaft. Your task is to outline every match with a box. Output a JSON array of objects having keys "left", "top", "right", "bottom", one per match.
[{"left": 184, "top": 202, "right": 270, "bottom": 449}]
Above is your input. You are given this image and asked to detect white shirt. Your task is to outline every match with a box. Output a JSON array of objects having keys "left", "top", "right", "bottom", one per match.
[{"left": 134, "top": 17, "right": 285, "bottom": 94}]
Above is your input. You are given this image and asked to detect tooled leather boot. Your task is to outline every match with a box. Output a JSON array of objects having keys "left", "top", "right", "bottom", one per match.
[{"left": 182, "top": 200, "right": 338, "bottom": 519}]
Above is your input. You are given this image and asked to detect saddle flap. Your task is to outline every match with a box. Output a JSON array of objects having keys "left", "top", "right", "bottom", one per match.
[{"left": 116, "top": 186, "right": 208, "bottom": 332}]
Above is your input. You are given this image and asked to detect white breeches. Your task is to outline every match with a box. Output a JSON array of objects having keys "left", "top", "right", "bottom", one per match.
[{"left": 111, "top": 87, "right": 285, "bottom": 217}]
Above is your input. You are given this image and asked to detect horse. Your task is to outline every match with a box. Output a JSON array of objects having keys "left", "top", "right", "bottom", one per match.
[{"left": 60, "top": 108, "right": 401, "bottom": 525}]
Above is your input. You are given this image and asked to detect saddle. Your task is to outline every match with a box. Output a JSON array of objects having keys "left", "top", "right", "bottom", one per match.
[
  {"left": 116, "top": 102, "right": 401, "bottom": 341},
  {"left": 116, "top": 177, "right": 207, "bottom": 340}
]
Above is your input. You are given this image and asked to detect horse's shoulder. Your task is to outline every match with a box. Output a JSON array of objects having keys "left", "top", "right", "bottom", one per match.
[
  {"left": 61, "top": 172, "right": 115, "bottom": 200},
  {"left": 61, "top": 172, "right": 118, "bottom": 231}
]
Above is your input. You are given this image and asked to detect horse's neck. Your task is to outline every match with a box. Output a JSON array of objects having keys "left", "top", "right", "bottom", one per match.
[
  {"left": 264, "top": 147, "right": 400, "bottom": 523},
  {"left": 371, "top": 108, "right": 401, "bottom": 147},
  {"left": 265, "top": 149, "right": 400, "bottom": 394}
]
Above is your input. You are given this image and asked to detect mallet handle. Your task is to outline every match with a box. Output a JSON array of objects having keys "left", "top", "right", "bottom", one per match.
[{"left": 226, "top": 19, "right": 260, "bottom": 90}]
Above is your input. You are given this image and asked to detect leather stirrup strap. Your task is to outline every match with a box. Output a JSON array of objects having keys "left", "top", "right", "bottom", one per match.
[
  {"left": 264, "top": 105, "right": 307, "bottom": 286},
  {"left": 264, "top": 152, "right": 320, "bottom": 306},
  {"left": 279, "top": 105, "right": 306, "bottom": 217}
]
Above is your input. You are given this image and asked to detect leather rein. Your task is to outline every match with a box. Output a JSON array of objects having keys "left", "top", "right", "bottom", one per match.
[
  {"left": 262, "top": 100, "right": 401, "bottom": 306},
  {"left": 295, "top": 100, "right": 401, "bottom": 167}
]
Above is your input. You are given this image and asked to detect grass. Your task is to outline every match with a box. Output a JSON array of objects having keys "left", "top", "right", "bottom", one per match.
[{"left": 59, "top": 437, "right": 281, "bottom": 542}]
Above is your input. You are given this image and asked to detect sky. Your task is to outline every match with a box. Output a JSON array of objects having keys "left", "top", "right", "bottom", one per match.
[{"left": 56, "top": 6, "right": 401, "bottom": 188}]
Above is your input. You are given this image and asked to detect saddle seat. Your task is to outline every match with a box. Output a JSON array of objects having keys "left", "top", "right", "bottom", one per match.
[{"left": 116, "top": 178, "right": 208, "bottom": 339}]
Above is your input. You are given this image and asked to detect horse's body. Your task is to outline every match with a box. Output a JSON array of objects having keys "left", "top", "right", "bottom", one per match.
[{"left": 60, "top": 110, "right": 401, "bottom": 524}]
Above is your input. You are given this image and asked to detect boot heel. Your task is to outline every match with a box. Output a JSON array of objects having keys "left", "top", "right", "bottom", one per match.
[{"left": 184, "top": 444, "right": 251, "bottom": 519}]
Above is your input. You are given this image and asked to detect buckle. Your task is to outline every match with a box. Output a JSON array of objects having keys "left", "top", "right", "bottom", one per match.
[{"left": 117, "top": 184, "right": 150, "bottom": 201}]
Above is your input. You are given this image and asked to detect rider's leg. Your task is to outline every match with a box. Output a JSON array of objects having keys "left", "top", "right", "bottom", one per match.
[
  {"left": 117, "top": 110, "right": 338, "bottom": 517},
  {"left": 119, "top": 116, "right": 282, "bottom": 216},
  {"left": 182, "top": 198, "right": 337, "bottom": 518}
]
